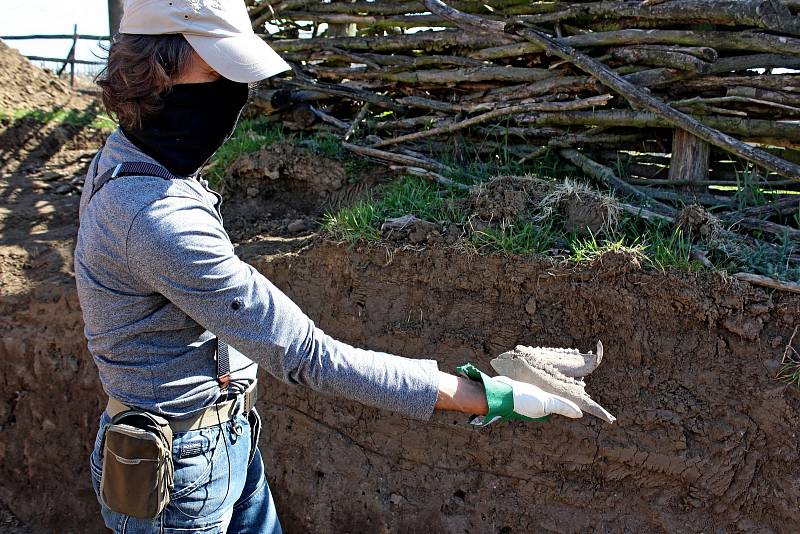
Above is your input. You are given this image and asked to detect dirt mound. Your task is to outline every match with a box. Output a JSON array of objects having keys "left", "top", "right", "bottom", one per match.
[
  {"left": 465, "top": 176, "right": 620, "bottom": 234},
  {"left": 467, "top": 176, "right": 549, "bottom": 226},
  {"left": 0, "top": 41, "right": 107, "bottom": 226},
  {"left": 0, "top": 40, "right": 101, "bottom": 185},
  {"left": 0, "top": 41, "right": 74, "bottom": 110},
  {"left": 676, "top": 203, "right": 722, "bottom": 240},
  {"left": 228, "top": 141, "right": 347, "bottom": 196},
  {"left": 222, "top": 141, "right": 380, "bottom": 244}
]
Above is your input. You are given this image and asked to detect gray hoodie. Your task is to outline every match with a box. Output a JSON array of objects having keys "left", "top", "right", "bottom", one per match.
[{"left": 75, "top": 130, "right": 439, "bottom": 420}]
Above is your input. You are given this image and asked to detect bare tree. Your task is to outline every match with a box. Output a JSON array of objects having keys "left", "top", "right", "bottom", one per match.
[{"left": 108, "top": 0, "right": 124, "bottom": 38}]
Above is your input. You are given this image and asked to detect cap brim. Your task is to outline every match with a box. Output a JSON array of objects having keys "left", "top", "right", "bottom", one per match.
[{"left": 184, "top": 33, "right": 291, "bottom": 83}]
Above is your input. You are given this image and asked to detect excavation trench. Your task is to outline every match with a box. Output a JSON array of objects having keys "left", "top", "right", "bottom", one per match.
[
  {"left": 2, "top": 231, "right": 800, "bottom": 533},
  {"left": 1, "top": 89, "right": 799, "bottom": 531}
]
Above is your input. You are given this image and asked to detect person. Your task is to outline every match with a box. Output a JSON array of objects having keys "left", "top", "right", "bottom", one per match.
[{"left": 76, "top": 1, "right": 583, "bottom": 532}]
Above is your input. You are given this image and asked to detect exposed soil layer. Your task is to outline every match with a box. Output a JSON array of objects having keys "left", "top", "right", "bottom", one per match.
[
  {"left": 253, "top": 242, "right": 800, "bottom": 533},
  {"left": 5, "top": 231, "right": 800, "bottom": 533},
  {"left": 0, "top": 88, "right": 110, "bottom": 532}
]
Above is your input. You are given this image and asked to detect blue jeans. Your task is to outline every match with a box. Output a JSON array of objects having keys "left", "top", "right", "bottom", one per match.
[{"left": 90, "top": 406, "right": 281, "bottom": 533}]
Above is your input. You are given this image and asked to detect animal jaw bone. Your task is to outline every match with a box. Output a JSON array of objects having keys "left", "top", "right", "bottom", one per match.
[{"left": 490, "top": 341, "right": 616, "bottom": 423}]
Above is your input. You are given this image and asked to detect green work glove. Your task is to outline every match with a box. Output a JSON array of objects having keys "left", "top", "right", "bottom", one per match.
[{"left": 456, "top": 363, "right": 583, "bottom": 427}]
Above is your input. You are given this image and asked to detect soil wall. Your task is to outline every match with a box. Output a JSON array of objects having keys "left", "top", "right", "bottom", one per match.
[
  {"left": 0, "top": 279, "right": 106, "bottom": 531},
  {"left": 252, "top": 241, "right": 800, "bottom": 534},
  {"left": 1, "top": 239, "right": 799, "bottom": 533}
]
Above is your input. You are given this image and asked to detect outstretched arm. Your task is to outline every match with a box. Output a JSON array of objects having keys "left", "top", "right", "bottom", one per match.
[
  {"left": 127, "top": 195, "right": 442, "bottom": 420},
  {"left": 127, "top": 193, "right": 582, "bottom": 424}
]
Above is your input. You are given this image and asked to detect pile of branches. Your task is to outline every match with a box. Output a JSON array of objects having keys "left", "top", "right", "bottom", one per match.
[{"left": 246, "top": 0, "right": 800, "bottom": 265}]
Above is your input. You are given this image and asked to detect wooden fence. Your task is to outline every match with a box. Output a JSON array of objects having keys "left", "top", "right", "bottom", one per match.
[{"left": 1, "top": 25, "right": 109, "bottom": 86}]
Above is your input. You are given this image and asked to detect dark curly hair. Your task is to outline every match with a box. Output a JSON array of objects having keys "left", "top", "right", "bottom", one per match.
[{"left": 97, "top": 34, "right": 194, "bottom": 130}]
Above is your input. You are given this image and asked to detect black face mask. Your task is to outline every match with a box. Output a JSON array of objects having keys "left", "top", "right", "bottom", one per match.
[{"left": 122, "top": 78, "right": 250, "bottom": 177}]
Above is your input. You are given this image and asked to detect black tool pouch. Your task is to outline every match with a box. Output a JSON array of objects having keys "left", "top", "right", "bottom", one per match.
[{"left": 100, "top": 410, "right": 174, "bottom": 519}]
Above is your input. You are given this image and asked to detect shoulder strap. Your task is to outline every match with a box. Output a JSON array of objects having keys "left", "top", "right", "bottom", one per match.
[
  {"left": 216, "top": 342, "right": 231, "bottom": 390},
  {"left": 87, "top": 160, "right": 231, "bottom": 389},
  {"left": 88, "top": 162, "right": 183, "bottom": 203}
]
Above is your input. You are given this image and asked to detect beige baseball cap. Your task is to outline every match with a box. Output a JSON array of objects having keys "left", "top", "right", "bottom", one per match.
[{"left": 119, "top": 0, "right": 291, "bottom": 83}]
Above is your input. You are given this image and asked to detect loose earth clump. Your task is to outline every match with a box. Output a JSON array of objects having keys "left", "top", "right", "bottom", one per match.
[
  {"left": 676, "top": 203, "right": 722, "bottom": 241},
  {"left": 227, "top": 141, "right": 347, "bottom": 197},
  {"left": 536, "top": 179, "right": 621, "bottom": 236},
  {"left": 221, "top": 141, "right": 382, "bottom": 243},
  {"left": 466, "top": 176, "right": 548, "bottom": 227}
]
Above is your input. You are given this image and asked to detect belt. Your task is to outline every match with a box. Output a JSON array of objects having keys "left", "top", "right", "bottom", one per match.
[{"left": 106, "top": 381, "right": 257, "bottom": 433}]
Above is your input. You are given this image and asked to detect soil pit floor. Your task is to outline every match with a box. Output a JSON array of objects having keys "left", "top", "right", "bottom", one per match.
[{"left": 1, "top": 81, "right": 800, "bottom": 532}]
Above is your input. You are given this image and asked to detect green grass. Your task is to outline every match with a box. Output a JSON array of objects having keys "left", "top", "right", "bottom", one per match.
[
  {"left": 567, "top": 223, "right": 707, "bottom": 271},
  {"left": 0, "top": 105, "right": 116, "bottom": 131},
  {"left": 379, "top": 175, "right": 467, "bottom": 222},
  {"left": 323, "top": 172, "right": 713, "bottom": 272},
  {"left": 323, "top": 175, "right": 469, "bottom": 242},
  {"left": 435, "top": 143, "right": 568, "bottom": 187},
  {"left": 570, "top": 233, "right": 644, "bottom": 264},
  {"left": 732, "top": 164, "right": 769, "bottom": 210},
  {"left": 306, "top": 133, "right": 345, "bottom": 159},
  {"left": 777, "top": 327, "right": 800, "bottom": 387},
  {"left": 323, "top": 200, "right": 382, "bottom": 243},
  {"left": 778, "top": 359, "right": 800, "bottom": 387},
  {"left": 723, "top": 235, "right": 800, "bottom": 282},
  {"left": 647, "top": 227, "right": 696, "bottom": 271},
  {"left": 472, "top": 220, "right": 560, "bottom": 255}
]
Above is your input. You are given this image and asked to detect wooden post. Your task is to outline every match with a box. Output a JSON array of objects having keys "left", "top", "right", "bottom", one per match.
[
  {"left": 69, "top": 24, "right": 77, "bottom": 88},
  {"left": 669, "top": 129, "right": 710, "bottom": 190},
  {"left": 108, "top": 0, "right": 124, "bottom": 38},
  {"left": 327, "top": 0, "right": 358, "bottom": 37},
  {"left": 57, "top": 24, "right": 78, "bottom": 83}
]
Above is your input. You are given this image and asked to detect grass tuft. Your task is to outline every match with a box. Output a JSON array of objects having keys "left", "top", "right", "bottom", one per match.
[
  {"left": 322, "top": 200, "right": 382, "bottom": 243},
  {"left": 777, "top": 327, "right": 800, "bottom": 387},
  {"left": 471, "top": 220, "right": 559, "bottom": 255},
  {"left": 646, "top": 227, "right": 697, "bottom": 271},
  {"left": 323, "top": 176, "right": 468, "bottom": 240},
  {"left": 380, "top": 176, "right": 467, "bottom": 222},
  {"left": 570, "top": 233, "right": 646, "bottom": 265}
]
